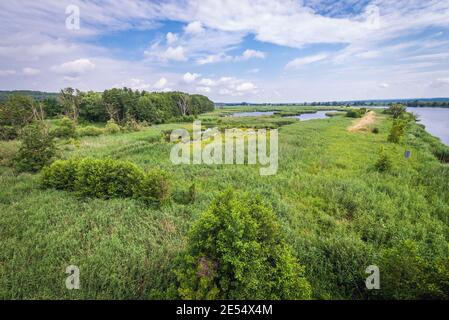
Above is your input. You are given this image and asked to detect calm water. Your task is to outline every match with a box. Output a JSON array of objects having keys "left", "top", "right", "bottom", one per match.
[
  {"left": 230, "top": 111, "right": 274, "bottom": 117},
  {"left": 407, "top": 107, "right": 449, "bottom": 146},
  {"left": 287, "top": 110, "right": 341, "bottom": 121}
]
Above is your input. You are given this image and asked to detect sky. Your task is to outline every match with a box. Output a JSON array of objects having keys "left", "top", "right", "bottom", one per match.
[{"left": 0, "top": 0, "right": 449, "bottom": 103}]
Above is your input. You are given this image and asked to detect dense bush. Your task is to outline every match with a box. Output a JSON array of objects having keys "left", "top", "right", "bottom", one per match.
[
  {"left": 372, "top": 127, "right": 380, "bottom": 134},
  {"left": 41, "top": 158, "right": 172, "bottom": 204},
  {"left": 105, "top": 120, "right": 121, "bottom": 134},
  {"left": 77, "top": 126, "right": 104, "bottom": 137},
  {"left": 346, "top": 108, "right": 366, "bottom": 118},
  {"left": 14, "top": 123, "right": 56, "bottom": 172},
  {"left": 0, "top": 125, "right": 19, "bottom": 140},
  {"left": 376, "top": 240, "right": 449, "bottom": 300},
  {"left": 74, "top": 158, "right": 144, "bottom": 199},
  {"left": 0, "top": 94, "right": 35, "bottom": 127},
  {"left": 133, "top": 169, "right": 171, "bottom": 205},
  {"left": 41, "top": 159, "right": 79, "bottom": 191},
  {"left": 176, "top": 189, "right": 312, "bottom": 300},
  {"left": 51, "top": 117, "right": 76, "bottom": 139}
]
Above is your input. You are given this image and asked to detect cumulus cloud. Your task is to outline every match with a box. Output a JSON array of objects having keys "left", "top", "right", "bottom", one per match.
[
  {"left": 166, "top": 32, "right": 178, "bottom": 44},
  {"left": 183, "top": 72, "right": 201, "bottom": 83},
  {"left": 51, "top": 59, "right": 95, "bottom": 76},
  {"left": 236, "top": 82, "right": 257, "bottom": 92},
  {"left": 184, "top": 21, "right": 205, "bottom": 34},
  {"left": 240, "top": 49, "right": 265, "bottom": 60}
]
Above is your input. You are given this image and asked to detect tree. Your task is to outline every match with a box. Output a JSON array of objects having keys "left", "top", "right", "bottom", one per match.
[
  {"left": 176, "top": 189, "right": 312, "bottom": 300},
  {"left": 385, "top": 104, "right": 407, "bottom": 119},
  {"left": 58, "top": 88, "right": 82, "bottom": 123},
  {"left": 0, "top": 94, "right": 35, "bottom": 127},
  {"left": 14, "top": 122, "right": 56, "bottom": 172}
]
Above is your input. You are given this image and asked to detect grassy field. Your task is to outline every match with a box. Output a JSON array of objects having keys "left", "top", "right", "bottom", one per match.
[{"left": 0, "top": 108, "right": 448, "bottom": 299}]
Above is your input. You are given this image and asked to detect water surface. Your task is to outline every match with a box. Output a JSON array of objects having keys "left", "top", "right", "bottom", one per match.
[{"left": 407, "top": 107, "right": 449, "bottom": 145}]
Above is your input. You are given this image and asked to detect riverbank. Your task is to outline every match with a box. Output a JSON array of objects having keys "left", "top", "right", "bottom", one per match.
[{"left": 0, "top": 110, "right": 448, "bottom": 299}]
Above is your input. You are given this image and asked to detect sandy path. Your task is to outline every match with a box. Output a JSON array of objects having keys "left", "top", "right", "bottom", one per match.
[{"left": 347, "top": 111, "right": 377, "bottom": 132}]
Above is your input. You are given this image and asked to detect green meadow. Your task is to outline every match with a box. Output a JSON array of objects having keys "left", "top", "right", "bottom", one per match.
[{"left": 0, "top": 108, "right": 448, "bottom": 299}]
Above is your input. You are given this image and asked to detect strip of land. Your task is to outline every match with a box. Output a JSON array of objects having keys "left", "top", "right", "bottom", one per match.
[{"left": 347, "top": 111, "right": 377, "bottom": 132}]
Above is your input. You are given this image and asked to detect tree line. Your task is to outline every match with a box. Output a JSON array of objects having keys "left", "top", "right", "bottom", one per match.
[{"left": 0, "top": 87, "right": 215, "bottom": 139}]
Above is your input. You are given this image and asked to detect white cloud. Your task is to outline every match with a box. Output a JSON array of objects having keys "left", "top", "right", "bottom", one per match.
[
  {"left": 166, "top": 32, "right": 178, "bottom": 44},
  {"left": 184, "top": 21, "right": 204, "bottom": 34},
  {"left": 241, "top": 49, "right": 265, "bottom": 60},
  {"left": 22, "top": 67, "right": 40, "bottom": 76},
  {"left": 196, "top": 53, "right": 232, "bottom": 65},
  {"left": 51, "top": 59, "right": 95, "bottom": 76},
  {"left": 115, "top": 78, "right": 153, "bottom": 91},
  {"left": 379, "top": 83, "right": 389, "bottom": 88},
  {"left": 153, "top": 77, "right": 168, "bottom": 89},
  {"left": 236, "top": 82, "right": 257, "bottom": 92},
  {"left": 199, "top": 78, "right": 217, "bottom": 86},
  {"left": 285, "top": 54, "right": 328, "bottom": 69},
  {"left": 183, "top": 72, "right": 201, "bottom": 83},
  {"left": 147, "top": 45, "right": 187, "bottom": 61}
]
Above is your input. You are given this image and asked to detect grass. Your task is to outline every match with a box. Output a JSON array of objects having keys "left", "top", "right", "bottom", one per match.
[{"left": 0, "top": 108, "right": 448, "bottom": 299}]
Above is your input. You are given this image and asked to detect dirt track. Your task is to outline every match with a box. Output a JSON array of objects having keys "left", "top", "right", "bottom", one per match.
[{"left": 347, "top": 111, "right": 377, "bottom": 132}]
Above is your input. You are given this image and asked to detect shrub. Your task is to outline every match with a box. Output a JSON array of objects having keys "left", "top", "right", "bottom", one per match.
[
  {"left": 77, "top": 126, "right": 104, "bottom": 137},
  {"left": 134, "top": 169, "right": 171, "bottom": 205},
  {"left": 374, "top": 146, "right": 392, "bottom": 172},
  {"left": 176, "top": 189, "right": 312, "bottom": 300},
  {"left": 372, "top": 127, "right": 380, "bottom": 134},
  {"left": 14, "top": 123, "right": 56, "bottom": 173},
  {"left": 388, "top": 120, "right": 407, "bottom": 143},
  {"left": 376, "top": 240, "right": 449, "bottom": 300},
  {"left": 384, "top": 104, "right": 406, "bottom": 119},
  {"left": 0, "top": 125, "right": 19, "bottom": 141},
  {"left": 346, "top": 109, "right": 365, "bottom": 118},
  {"left": 173, "top": 183, "right": 196, "bottom": 205},
  {"left": 52, "top": 117, "right": 76, "bottom": 139},
  {"left": 105, "top": 120, "right": 121, "bottom": 134},
  {"left": 41, "top": 159, "right": 79, "bottom": 191},
  {"left": 74, "top": 158, "right": 144, "bottom": 199}
]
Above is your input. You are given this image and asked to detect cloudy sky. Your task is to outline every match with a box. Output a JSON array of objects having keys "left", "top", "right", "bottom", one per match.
[{"left": 1, "top": 0, "right": 449, "bottom": 102}]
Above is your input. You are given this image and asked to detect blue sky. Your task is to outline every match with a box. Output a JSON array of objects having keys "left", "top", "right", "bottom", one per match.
[{"left": 1, "top": 0, "right": 449, "bottom": 102}]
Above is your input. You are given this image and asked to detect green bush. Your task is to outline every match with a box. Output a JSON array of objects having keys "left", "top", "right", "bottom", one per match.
[
  {"left": 346, "top": 109, "right": 365, "bottom": 118},
  {"left": 77, "top": 126, "right": 104, "bottom": 137},
  {"left": 374, "top": 146, "right": 392, "bottom": 172},
  {"left": 74, "top": 158, "right": 144, "bottom": 199},
  {"left": 372, "top": 127, "right": 380, "bottom": 134},
  {"left": 41, "top": 159, "right": 79, "bottom": 191},
  {"left": 384, "top": 104, "right": 406, "bottom": 119},
  {"left": 176, "top": 189, "right": 312, "bottom": 300},
  {"left": 52, "top": 117, "right": 76, "bottom": 139},
  {"left": 377, "top": 240, "right": 449, "bottom": 300},
  {"left": 14, "top": 123, "right": 56, "bottom": 173},
  {"left": 133, "top": 169, "right": 171, "bottom": 206},
  {"left": 388, "top": 120, "right": 407, "bottom": 144},
  {"left": 105, "top": 120, "right": 121, "bottom": 134},
  {"left": 0, "top": 125, "right": 19, "bottom": 141}
]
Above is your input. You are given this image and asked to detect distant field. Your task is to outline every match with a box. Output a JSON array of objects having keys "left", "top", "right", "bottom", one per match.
[{"left": 0, "top": 108, "right": 448, "bottom": 299}]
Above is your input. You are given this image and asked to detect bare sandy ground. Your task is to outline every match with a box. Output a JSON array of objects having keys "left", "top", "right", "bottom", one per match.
[{"left": 347, "top": 111, "right": 377, "bottom": 132}]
